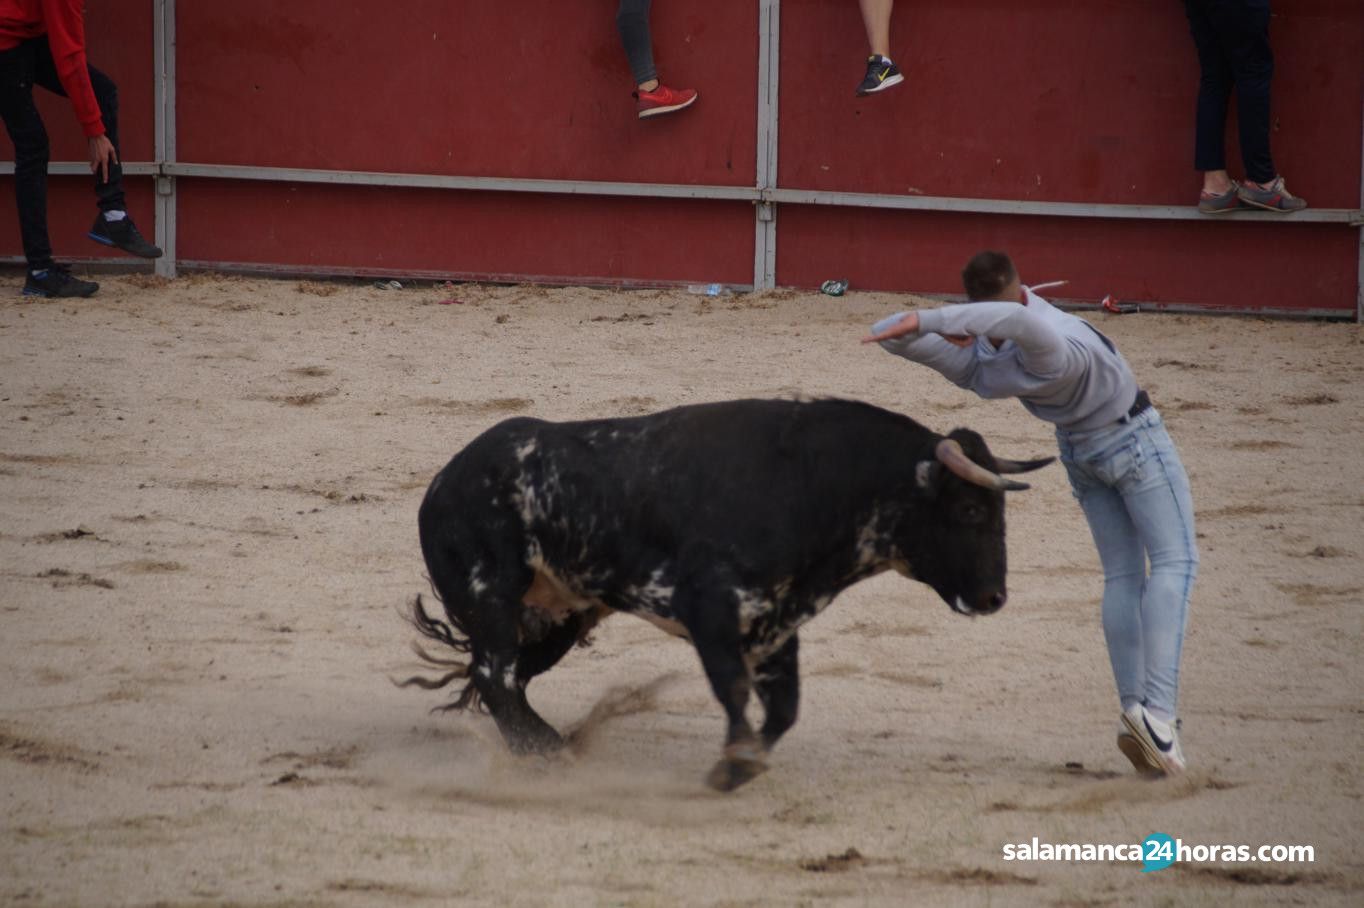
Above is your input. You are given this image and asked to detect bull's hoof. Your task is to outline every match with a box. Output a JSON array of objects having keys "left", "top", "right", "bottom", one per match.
[
  {"left": 705, "top": 756, "right": 768, "bottom": 792},
  {"left": 507, "top": 728, "right": 565, "bottom": 756}
]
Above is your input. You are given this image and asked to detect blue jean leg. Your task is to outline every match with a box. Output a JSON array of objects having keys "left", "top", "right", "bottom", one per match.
[{"left": 1059, "top": 410, "right": 1198, "bottom": 717}]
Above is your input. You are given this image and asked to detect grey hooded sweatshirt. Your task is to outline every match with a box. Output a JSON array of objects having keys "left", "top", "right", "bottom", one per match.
[{"left": 873, "top": 288, "right": 1141, "bottom": 433}]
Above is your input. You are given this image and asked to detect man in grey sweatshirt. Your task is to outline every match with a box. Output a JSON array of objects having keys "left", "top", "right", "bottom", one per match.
[{"left": 864, "top": 251, "right": 1198, "bottom": 776}]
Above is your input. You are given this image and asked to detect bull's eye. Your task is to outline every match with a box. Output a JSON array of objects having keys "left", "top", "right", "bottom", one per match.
[{"left": 958, "top": 502, "right": 987, "bottom": 525}]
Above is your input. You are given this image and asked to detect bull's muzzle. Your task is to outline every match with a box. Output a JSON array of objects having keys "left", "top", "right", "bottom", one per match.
[{"left": 951, "top": 590, "right": 1007, "bottom": 617}]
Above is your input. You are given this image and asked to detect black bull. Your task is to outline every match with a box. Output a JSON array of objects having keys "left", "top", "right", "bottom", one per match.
[{"left": 404, "top": 398, "right": 1051, "bottom": 791}]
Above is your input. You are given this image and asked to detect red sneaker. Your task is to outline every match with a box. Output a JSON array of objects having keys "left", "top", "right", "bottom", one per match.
[{"left": 634, "top": 85, "right": 698, "bottom": 119}]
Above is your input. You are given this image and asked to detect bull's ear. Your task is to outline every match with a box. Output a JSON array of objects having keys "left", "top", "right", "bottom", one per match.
[{"left": 915, "top": 460, "right": 942, "bottom": 495}]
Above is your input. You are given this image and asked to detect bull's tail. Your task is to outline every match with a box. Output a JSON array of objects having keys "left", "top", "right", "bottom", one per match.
[{"left": 394, "top": 589, "right": 484, "bottom": 713}]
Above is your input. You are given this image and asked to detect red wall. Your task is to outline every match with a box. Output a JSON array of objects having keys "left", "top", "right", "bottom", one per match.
[
  {"left": 778, "top": 0, "right": 1360, "bottom": 206},
  {"left": 773, "top": 0, "right": 1362, "bottom": 311},
  {"left": 175, "top": 2, "right": 756, "bottom": 185},
  {"left": 776, "top": 207, "right": 1357, "bottom": 312},
  {"left": 175, "top": 181, "right": 757, "bottom": 287},
  {"left": 2, "top": 1, "right": 1360, "bottom": 314}
]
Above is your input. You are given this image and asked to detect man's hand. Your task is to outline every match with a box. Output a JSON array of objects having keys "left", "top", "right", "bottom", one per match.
[
  {"left": 88, "top": 134, "right": 117, "bottom": 183},
  {"left": 861, "top": 311, "right": 921, "bottom": 344}
]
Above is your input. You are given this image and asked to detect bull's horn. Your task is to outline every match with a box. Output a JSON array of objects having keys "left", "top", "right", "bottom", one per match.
[
  {"left": 995, "top": 455, "right": 1056, "bottom": 475},
  {"left": 935, "top": 439, "right": 1031, "bottom": 492}
]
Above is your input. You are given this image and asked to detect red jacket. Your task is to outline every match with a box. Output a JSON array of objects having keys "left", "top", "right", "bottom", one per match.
[{"left": 0, "top": 0, "right": 104, "bottom": 137}]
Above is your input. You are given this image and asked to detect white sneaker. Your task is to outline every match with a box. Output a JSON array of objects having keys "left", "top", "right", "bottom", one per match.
[
  {"left": 1117, "top": 722, "right": 1161, "bottom": 776},
  {"left": 1120, "top": 705, "right": 1186, "bottom": 776}
]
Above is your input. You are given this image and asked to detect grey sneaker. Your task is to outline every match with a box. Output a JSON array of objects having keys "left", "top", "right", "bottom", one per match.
[
  {"left": 1237, "top": 176, "right": 1307, "bottom": 213},
  {"left": 1197, "top": 183, "right": 1243, "bottom": 214},
  {"left": 1121, "top": 704, "right": 1186, "bottom": 776}
]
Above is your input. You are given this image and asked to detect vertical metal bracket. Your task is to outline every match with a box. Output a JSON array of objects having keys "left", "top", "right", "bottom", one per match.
[
  {"left": 1357, "top": 115, "right": 1363, "bottom": 323},
  {"left": 753, "top": 0, "right": 780, "bottom": 291},
  {"left": 153, "top": 0, "right": 177, "bottom": 279}
]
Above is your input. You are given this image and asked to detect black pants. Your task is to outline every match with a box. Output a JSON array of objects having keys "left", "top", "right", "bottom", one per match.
[
  {"left": 0, "top": 37, "right": 125, "bottom": 269},
  {"left": 1183, "top": 0, "right": 1276, "bottom": 183},
  {"left": 616, "top": 0, "right": 656, "bottom": 87}
]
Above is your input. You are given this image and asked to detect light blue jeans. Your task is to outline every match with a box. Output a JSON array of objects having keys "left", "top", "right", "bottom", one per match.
[{"left": 1055, "top": 408, "right": 1198, "bottom": 718}]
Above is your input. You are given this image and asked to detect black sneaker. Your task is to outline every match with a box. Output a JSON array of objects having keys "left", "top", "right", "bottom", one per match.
[
  {"left": 88, "top": 213, "right": 163, "bottom": 258},
  {"left": 23, "top": 264, "right": 99, "bottom": 298},
  {"left": 856, "top": 55, "right": 904, "bottom": 96}
]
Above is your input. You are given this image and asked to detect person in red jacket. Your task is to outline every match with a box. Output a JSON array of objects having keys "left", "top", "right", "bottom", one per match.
[{"left": 1, "top": 0, "right": 160, "bottom": 298}]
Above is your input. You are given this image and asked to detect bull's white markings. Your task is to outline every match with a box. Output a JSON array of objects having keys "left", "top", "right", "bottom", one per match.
[
  {"left": 501, "top": 663, "right": 518, "bottom": 689},
  {"left": 524, "top": 538, "right": 544, "bottom": 567},
  {"left": 624, "top": 570, "right": 674, "bottom": 608},
  {"left": 476, "top": 665, "right": 492, "bottom": 679},
  {"left": 951, "top": 596, "right": 975, "bottom": 617},
  {"left": 915, "top": 461, "right": 935, "bottom": 489},
  {"left": 467, "top": 565, "right": 488, "bottom": 596},
  {"left": 855, "top": 518, "right": 885, "bottom": 569},
  {"left": 512, "top": 474, "right": 554, "bottom": 525},
  {"left": 512, "top": 487, "right": 535, "bottom": 524},
  {"left": 735, "top": 588, "right": 772, "bottom": 635},
  {"left": 624, "top": 570, "right": 687, "bottom": 638},
  {"left": 511, "top": 457, "right": 566, "bottom": 527}
]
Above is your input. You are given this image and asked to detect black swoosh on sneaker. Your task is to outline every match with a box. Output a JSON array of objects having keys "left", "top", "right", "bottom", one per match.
[{"left": 1143, "top": 715, "right": 1174, "bottom": 752}]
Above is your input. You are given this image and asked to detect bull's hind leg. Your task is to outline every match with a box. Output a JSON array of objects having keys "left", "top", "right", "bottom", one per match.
[
  {"left": 419, "top": 483, "right": 565, "bottom": 755},
  {"left": 427, "top": 559, "right": 566, "bottom": 755},
  {"left": 468, "top": 611, "right": 565, "bottom": 755},
  {"left": 754, "top": 635, "right": 800, "bottom": 752}
]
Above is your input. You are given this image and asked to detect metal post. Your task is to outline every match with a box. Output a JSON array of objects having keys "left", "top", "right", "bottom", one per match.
[
  {"left": 1357, "top": 112, "right": 1363, "bottom": 323},
  {"left": 753, "top": 0, "right": 780, "bottom": 291},
  {"left": 153, "top": 0, "right": 176, "bottom": 278}
]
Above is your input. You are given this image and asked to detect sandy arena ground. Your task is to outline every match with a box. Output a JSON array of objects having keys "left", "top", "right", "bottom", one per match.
[{"left": 1, "top": 273, "right": 1361, "bottom": 906}]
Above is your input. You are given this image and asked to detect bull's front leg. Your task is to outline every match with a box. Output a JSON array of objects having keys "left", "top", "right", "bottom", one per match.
[{"left": 680, "top": 590, "right": 767, "bottom": 792}]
